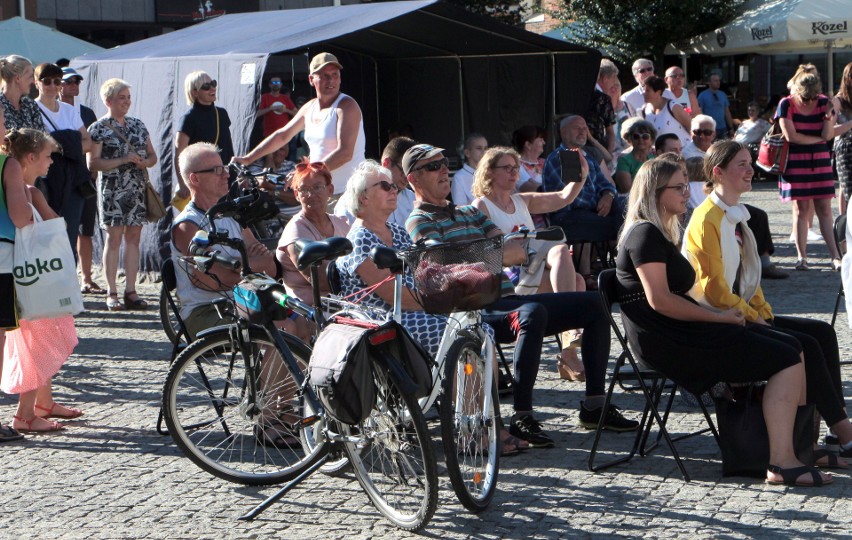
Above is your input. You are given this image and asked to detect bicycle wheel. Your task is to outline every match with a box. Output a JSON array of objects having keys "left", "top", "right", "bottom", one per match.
[
  {"left": 162, "top": 326, "right": 327, "bottom": 485},
  {"left": 159, "top": 284, "right": 181, "bottom": 345},
  {"left": 439, "top": 336, "right": 500, "bottom": 512},
  {"left": 299, "top": 394, "right": 351, "bottom": 477},
  {"left": 341, "top": 361, "right": 438, "bottom": 531}
]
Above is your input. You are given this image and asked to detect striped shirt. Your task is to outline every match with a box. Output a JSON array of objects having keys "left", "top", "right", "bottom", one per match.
[{"left": 776, "top": 96, "right": 834, "bottom": 201}]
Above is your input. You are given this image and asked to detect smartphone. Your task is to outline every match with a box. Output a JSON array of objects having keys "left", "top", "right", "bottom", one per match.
[{"left": 559, "top": 149, "right": 582, "bottom": 183}]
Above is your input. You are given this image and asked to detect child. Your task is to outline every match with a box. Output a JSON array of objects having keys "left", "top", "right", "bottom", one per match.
[{"left": 2, "top": 128, "right": 82, "bottom": 433}]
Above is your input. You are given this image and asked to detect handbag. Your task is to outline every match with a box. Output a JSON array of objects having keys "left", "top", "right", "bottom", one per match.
[
  {"left": 77, "top": 177, "right": 97, "bottom": 199},
  {"left": 12, "top": 205, "right": 84, "bottom": 320},
  {"left": 756, "top": 121, "right": 789, "bottom": 175},
  {"left": 109, "top": 121, "right": 165, "bottom": 223},
  {"left": 714, "top": 384, "right": 814, "bottom": 478}
]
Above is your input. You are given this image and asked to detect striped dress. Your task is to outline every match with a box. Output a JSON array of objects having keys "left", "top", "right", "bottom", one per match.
[{"left": 776, "top": 96, "right": 835, "bottom": 201}]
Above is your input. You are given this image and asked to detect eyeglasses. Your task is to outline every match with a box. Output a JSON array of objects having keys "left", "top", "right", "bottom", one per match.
[
  {"left": 660, "top": 183, "right": 690, "bottom": 195},
  {"left": 62, "top": 78, "right": 81, "bottom": 85},
  {"left": 693, "top": 129, "right": 714, "bottom": 137},
  {"left": 369, "top": 180, "right": 399, "bottom": 193},
  {"left": 414, "top": 157, "right": 449, "bottom": 172},
  {"left": 39, "top": 77, "right": 63, "bottom": 86},
  {"left": 667, "top": 73, "right": 685, "bottom": 79},
  {"left": 198, "top": 80, "right": 218, "bottom": 91},
  {"left": 636, "top": 66, "right": 654, "bottom": 75},
  {"left": 194, "top": 165, "right": 228, "bottom": 176},
  {"left": 295, "top": 184, "right": 327, "bottom": 196},
  {"left": 631, "top": 133, "right": 652, "bottom": 141},
  {"left": 492, "top": 164, "right": 520, "bottom": 174}
]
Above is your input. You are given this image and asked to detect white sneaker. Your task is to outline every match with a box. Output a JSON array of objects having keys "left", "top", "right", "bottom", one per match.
[{"left": 788, "top": 229, "right": 824, "bottom": 242}]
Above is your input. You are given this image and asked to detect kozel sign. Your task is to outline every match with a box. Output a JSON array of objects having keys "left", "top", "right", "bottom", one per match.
[
  {"left": 812, "top": 21, "right": 849, "bottom": 35},
  {"left": 751, "top": 26, "right": 774, "bottom": 41}
]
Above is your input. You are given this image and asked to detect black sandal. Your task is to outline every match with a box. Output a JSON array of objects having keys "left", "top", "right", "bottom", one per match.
[
  {"left": 813, "top": 448, "right": 849, "bottom": 469},
  {"left": 123, "top": 291, "right": 148, "bottom": 310},
  {"left": 766, "top": 464, "right": 832, "bottom": 487}
]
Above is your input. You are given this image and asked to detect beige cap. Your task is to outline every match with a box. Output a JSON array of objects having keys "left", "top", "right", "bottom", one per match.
[{"left": 309, "top": 52, "right": 343, "bottom": 74}]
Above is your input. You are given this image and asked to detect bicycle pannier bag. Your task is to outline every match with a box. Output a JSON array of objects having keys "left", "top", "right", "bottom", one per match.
[
  {"left": 309, "top": 322, "right": 377, "bottom": 425},
  {"left": 756, "top": 122, "right": 788, "bottom": 175}
]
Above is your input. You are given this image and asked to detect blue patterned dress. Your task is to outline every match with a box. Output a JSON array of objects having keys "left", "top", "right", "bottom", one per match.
[{"left": 336, "top": 222, "right": 446, "bottom": 358}]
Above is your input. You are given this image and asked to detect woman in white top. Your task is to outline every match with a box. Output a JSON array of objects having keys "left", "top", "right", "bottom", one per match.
[
  {"left": 512, "top": 125, "right": 546, "bottom": 192},
  {"left": 471, "top": 146, "right": 589, "bottom": 380},
  {"left": 235, "top": 52, "right": 365, "bottom": 197},
  {"left": 641, "top": 76, "right": 692, "bottom": 146}
]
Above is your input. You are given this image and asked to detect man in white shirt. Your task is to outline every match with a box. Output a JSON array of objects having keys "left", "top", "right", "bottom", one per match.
[
  {"left": 664, "top": 66, "right": 701, "bottom": 117},
  {"left": 621, "top": 58, "right": 676, "bottom": 117},
  {"left": 450, "top": 133, "right": 487, "bottom": 205},
  {"left": 682, "top": 115, "right": 717, "bottom": 159}
]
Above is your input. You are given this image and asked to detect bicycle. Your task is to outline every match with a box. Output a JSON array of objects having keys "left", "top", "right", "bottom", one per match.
[{"left": 160, "top": 197, "right": 437, "bottom": 530}]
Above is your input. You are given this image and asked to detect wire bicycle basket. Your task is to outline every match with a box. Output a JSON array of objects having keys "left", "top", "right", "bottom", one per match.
[{"left": 402, "top": 236, "right": 503, "bottom": 314}]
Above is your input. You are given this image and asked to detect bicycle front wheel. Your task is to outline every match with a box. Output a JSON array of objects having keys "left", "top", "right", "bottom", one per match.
[
  {"left": 440, "top": 336, "right": 500, "bottom": 512},
  {"left": 342, "top": 362, "right": 438, "bottom": 531},
  {"left": 162, "top": 326, "right": 327, "bottom": 485}
]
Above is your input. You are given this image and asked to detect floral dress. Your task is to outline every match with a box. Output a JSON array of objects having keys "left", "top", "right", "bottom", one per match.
[
  {"left": 0, "top": 94, "right": 46, "bottom": 132},
  {"left": 336, "top": 222, "right": 447, "bottom": 358},
  {"left": 88, "top": 116, "right": 150, "bottom": 227}
]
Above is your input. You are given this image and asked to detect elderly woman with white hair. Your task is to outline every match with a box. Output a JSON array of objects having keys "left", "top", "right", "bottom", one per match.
[
  {"left": 174, "top": 70, "right": 234, "bottom": 199},
  {"left": 614, "top": 118, "right": 657, "bottom": 193},
  {"left": 88, "top": 77, "right": 157, "bottom": 311}
]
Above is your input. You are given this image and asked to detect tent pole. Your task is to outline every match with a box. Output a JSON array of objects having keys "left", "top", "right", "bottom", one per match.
[
  {"left": 681, "top": 54, "right": 687, "bottom": 82},
  {"left": 550, "top": 53, "right": 556, "bottom": 148},
  {"left": 373, "top": 56, "right": 380, "bottom": 155},
  {"left": 457, "top": 56, "right": 464, "bottom": 154},
  {"left": 827, "top": 40, "right": 835, "bottom": 95}
]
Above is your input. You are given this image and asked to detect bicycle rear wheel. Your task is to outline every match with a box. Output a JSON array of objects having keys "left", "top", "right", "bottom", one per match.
[
  {"left": 440, "top": 336, "right": 500, "bottom": 512},
  {"left": 162, "top": 326, "right": 327, "bottom": 485},
  {"left": 159, "top": 284, "right": 181, "bottom": 345},
  {"left": 341, "top": 362, "right": 438, "bottom": 531}
]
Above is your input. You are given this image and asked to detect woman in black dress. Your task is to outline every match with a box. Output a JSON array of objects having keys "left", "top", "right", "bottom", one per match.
[{"left": 615, "top": 157, "right": 830, "bottom": 487}]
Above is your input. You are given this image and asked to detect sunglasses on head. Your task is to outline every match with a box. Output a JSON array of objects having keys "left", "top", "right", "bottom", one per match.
[
  {"left": 295, "top": 161, "right": 327, "bottom": 172},
  {"left": 415, "top": 157, "right": 449, "bottom": 172},
  {"left": 370, "top": 180, "right": 399, "bottom": 193},
  {"left": 693, "top": 129, "right": 714, "bottom": 136},
  {"left": 40, "top": 77, "right": 63, "bottom": 86},
  {"left": 198, "top": 80, "right": 218, "bottom": 91},
  {"left": 631, "top": 132, "right": 652, "bottom": 141}
]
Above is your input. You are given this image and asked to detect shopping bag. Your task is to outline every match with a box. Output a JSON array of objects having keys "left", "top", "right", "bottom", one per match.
[
  {"left": 12, "top": 206, "right": 84, "bottom": 320},
  {"left": 756, "top": 121, "right": 789, "bottom": 175}
]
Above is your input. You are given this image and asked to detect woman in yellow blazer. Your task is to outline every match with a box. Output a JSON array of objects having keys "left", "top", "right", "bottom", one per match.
[{"left": 684, "top": 140, "right": 852, "bottom": 467}]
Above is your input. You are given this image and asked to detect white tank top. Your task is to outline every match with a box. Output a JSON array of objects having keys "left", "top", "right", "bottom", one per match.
[
  {"left": 642, "top": 99, "right": 692, "bottom": 146},
  {"left": 303, "top": 92, "right": 366, "bottom": 195},
  {"left": 478, "top": 194, "right": 534, "bottom": 234}
]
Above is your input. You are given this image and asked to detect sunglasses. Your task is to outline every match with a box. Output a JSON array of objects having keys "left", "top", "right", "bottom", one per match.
[
  {"left": 39, "top": 77, "right": 63, "bottom": 86},
  {"left": 661, "top": 183, "right": 690, "bottom": 196},
  {"left": 198, "top": 80, "right": 218, "bottom": 91},
  {"left": 270, "top": 80, "right": 282, "bottom": 85},
  {"left": 693, "top": 129, "right": 714, "bottom": 136},
  {"left": 637, "top": 66, "right": 654, "bottom": 75},
  {"left": 194, "top": 165, "right": 228, "bottom": 176},
  {"left": 492, "top": 164, "right": 520, "bottom": 174},
  {"left": 62, "top": 78, "right": 82, "bottom": 85},
  {"left": 667, "top": 73, "right": 685, "bottom": 79},
  {"left": 631, "top": 133, "right": 652, "bottom": 141},
  {"left": 369, "top": 180, "right": 399, "bottom": 193},
  {"left": 295, "top": 161, "right": 327, "bottom": 172},
  {"left": 414, "top": 157, "right": 449, "bottom": 172},
  {"left": 295, "top": 183, "right": 326, "bottom": 196}
]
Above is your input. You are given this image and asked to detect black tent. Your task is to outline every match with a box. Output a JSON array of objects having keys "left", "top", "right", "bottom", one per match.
[{"left": 73, "top": 0, "right": 600, "bottom": 270}]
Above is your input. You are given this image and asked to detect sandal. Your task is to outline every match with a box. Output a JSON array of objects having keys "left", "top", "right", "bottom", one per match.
[
  {"left": 106, "top": 293, "right": 124, "bottom": 311},
  {"left": 556, "top": 349, "right": 586, "bottom": 382},
  {"left": 80, "top": 281, "right": 106, "bottom": 295},
  {"left": 813, "top": 448, "right": 849, "bottom": 469},
  {"left": 0, "top": 424, "right": 24, "bottom": 442},
  {"left": 500, "top": 434, "right": 529, "bottom": 457},
  {"left": 766, "top": 464, "right": 832, "bottom": 487},
  {"left": 561, "top": 329, "right": 582, "bottom": 350},
  {"left": 795, "top": 258, "right": 809, "bottom": 271},
  {"left": 832, "top": 258, "right": 842, "bottom": 272},
  {"left": 12, "top": 415, "right": 64, "bottom": 433},
  {"left": 35, "top": 403, "right": 84, "bottom": 420},
  {"left": 254, "top": 422, "right": 300, "bottom": 448},
  {"left": 123, "top": 291, "right": 148, "bottom": 310}
]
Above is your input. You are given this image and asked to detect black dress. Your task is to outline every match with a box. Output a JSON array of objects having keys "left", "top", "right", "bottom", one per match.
[{"left": 615, "top": 222, "right": 799, "bottom": 395}]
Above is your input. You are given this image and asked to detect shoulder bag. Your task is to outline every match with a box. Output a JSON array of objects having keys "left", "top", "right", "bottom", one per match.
[{"left": 756, "top": 100, "right": 793, "bottom": 175}]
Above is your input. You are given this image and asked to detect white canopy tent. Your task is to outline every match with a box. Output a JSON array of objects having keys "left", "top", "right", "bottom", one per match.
[
  {"left": 667, "top": 0, "right": 852, "bottom": 91},
  {"left": 0, "top": 17, "right": 103, "bottom": 65}
]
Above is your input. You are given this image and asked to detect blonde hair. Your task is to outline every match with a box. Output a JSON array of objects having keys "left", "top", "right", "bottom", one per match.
[
  {"left": 790, "top": 73, "right": 822, "bottom": 101},
  {"left": 619, "top": 159, "right": 684, "bottom": 248},
  {"left": 184, "top": 71, "right": 211, "bottom": 105},
  {"left": 100, "top": 78, "right": 131, "bottom": 104},
  {"left": 2, "top": 128, "right": 58, "bottom": 160},
  {"left": 472, "top": 146, "right": 519, "bottom": 198},
  {"left": 0, "top": 55, "right": 32, "bottom": 83},
  {"left": 787, "top": 63, "right": 818, "bottom": 91}
]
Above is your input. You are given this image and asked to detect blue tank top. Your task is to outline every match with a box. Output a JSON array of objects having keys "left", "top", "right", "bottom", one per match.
[{"left": 0, "top": 155, "right": 15, "bottom": 242}]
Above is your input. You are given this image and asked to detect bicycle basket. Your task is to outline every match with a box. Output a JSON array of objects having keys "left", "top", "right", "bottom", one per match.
[{"left": 403, "top": 236, "right": 502, "bottom": 314}]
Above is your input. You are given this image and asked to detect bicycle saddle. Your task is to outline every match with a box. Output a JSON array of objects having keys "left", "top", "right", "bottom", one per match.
[
  {"left": 296, "top": 237, "right": 353, "bottom": 270},
  {"left": 369, "top": 246, "right": 403, "bottom": 273}
]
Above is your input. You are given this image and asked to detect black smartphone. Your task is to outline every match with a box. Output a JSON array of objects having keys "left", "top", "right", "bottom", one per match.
[{"left": 559, "top": 149, "right": 582, "bottom": 183}]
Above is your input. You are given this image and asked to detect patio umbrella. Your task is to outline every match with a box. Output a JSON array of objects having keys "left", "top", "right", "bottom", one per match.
[{"left": 0, "top": 16, "right": 103, "bottom": 65}]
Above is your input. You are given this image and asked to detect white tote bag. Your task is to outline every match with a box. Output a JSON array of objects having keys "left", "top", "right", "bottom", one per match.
[{"left": 12, "top": 205, "right": 84, "bottom": 320}]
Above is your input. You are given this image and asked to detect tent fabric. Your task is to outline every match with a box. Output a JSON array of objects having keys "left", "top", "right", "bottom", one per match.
[
  {"left": 0, "top": 16, "right": 103, "bottom": 65},
  {"left": 72, "top": 0, "right": 600, "bottom": 272}
]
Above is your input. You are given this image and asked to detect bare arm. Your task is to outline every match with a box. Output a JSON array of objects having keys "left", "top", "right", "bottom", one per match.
[
  {"left": 605, "top": 124, "right": 615, "bottom": 154},
  {"left": 87, "top": 140, "right": 136, "bottom": 172},
  {"left": 585, "top": 132, "right": 613, "bottom": 165},
  {"left": 234, "top": 103, "right": 308, "bottom": 165},
  {"left": 2, "top": 158, "right": 33, "bottom": 227},
  {"left": 671, "top": 102, "right": 692, "bottom": 131},
  {"left": 137, "top": 137, "right": 158, "bottom": 169},
  {"left": 79, "top": 126, "right": 93, "bottom": 153},
  {"left": 724, "top": 106, "right": 734, "bottom": 134},
  {"left": 27, "top": 186, "right": 58, "bottom": 219},
  {"left": 779, "top": 116, "right": 825, "bottom": 145},
  {"left": 687, "top": 86, "right": 701, "bottom": 116},
  {"left": 355, "top": 258, "right": 422, "bottom": 311},
  {"left": 322, "top": 97, "right": 362, "bottom": 172}
]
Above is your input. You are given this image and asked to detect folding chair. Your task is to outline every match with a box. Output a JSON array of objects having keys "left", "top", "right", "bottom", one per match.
[
  {"left": 156, "top": 257, "right": 193, "bottom": 435},
  {"left": 588, "top": 269, "right": 719, "bottom": 482},
  {"left": 831, "top": 213, "right": 846, "bottom": 328}
]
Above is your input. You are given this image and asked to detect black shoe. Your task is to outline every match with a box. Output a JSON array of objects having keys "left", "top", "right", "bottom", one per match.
[
  {"left": 498, "top": 372, "right": 514, "bottom": 396},
  {"left": 761, "top": 264, "right": 789, "bottom": 280},
  {"left": 509, "top": 414, "right": 554, "bottom": 448},
  {"left": 578, "top": 401, "right": 639, "bottom": 432}
]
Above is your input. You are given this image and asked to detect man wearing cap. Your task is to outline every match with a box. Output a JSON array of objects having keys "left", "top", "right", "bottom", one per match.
[
  {"left": 257, "top": 75, "right": 296, "bottom": 138},
  {"left": 235, "top": 53, "right": 366, "bottom": 199},
  {"left": 404, "top": 143, "right": 638, "bottom": 449}
]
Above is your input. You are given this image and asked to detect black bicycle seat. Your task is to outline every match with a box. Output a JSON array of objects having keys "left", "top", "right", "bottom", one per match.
[
  {"left": 296, "top": 237, "right": 353, "bottom": 270},
  {"left": 370, "top": 246, "right": 403, "bottom": 273}
]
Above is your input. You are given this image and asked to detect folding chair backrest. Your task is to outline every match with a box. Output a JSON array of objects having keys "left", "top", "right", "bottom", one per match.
[
  {"left": 162, "top": 256, "right": 178, "bottom": 292},
  {"left": 327, "top": 259, "right": 342, "bottom": 295},
  {"left": 160, "top": 257, "right": 191, "bottom": 344}
]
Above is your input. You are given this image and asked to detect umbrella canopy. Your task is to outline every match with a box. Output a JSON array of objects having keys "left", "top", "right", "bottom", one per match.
[{"left": 0, "top": 17, "right": 103, "bottom": 65}]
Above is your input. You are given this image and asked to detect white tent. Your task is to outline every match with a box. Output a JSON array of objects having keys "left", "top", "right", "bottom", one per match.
[
  {"left": 0, "top": 17, "right": 103, "bottom": 65},
  {"left": 667, "top": 0, "right": 852, "bottom": 90}
]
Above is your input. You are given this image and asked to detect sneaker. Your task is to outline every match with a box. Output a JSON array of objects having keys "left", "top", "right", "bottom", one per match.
[
  {"left": 578, "top": 401, "right": 639, "bottom": 432},
  {"left": 509, "top": 414, "right": 554, "bottom": 448},
  {"left": 824, "top": 433, "right": 839, "bottom": 454},
  {"left": 761, "top": 264, "right": 789, "bottom": 280},
  {"left": 788, "top": 229, "right": 823, "bottom": 243}
]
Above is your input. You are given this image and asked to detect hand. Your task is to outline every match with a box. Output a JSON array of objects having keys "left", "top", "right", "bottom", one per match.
[
  {"left": 754, "top": 315, "right": 770, "bottom": 326},
  {"left": 596, "top": 192, "right": 614, "bottom": 216},
  {"left": 126, "top": 152, "right": 143, "bottom": 167},
  {"left": 247, "top": 241, "right": 270, "bottom": 258},
  {"left": 231, "top": 156, "right": 251, "bottom": 166},
  {"left": 718, "top": 308, "right": 746, "bottom": 326}
]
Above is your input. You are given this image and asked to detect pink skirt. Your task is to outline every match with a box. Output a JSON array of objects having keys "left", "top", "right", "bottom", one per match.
[{"left": 1, "top": 315, "right": 78, "bottom": 394}]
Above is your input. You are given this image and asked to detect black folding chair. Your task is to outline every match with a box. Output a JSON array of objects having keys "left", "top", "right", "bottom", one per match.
[
  {"left": 156, "top": 257, "right": 193, "bottom": 435},
  {"left": 831, "top": 213, "right": 846, "bottom": 328},
  {"left": 588, "top": 269, "right": 719, "bottom": 482}
]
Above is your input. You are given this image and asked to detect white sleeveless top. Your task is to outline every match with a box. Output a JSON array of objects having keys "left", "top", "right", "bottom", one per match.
[
  {"left": 478, "top": 194, "right": 534, "bottom": 234},
  {"left": 303, "top": 92, "right": 366, "bottom": 195},
  {"left": 641, "top": 99, "right": 692, "bottom": 146}
]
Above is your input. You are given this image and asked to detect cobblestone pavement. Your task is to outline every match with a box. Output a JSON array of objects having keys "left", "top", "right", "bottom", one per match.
[{"left": 2, "top": 181, "right": 851, "bottom": 539}]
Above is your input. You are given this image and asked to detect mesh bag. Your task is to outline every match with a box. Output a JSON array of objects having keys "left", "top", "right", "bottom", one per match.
[{"left": 403, "top": 237, "right": 503, "bottom": 314}]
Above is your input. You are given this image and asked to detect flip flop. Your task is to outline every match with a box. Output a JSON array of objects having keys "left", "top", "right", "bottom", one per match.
[
  {"left": 0, "top": 424, "right": 24, "bottom": 442},
  {"left": 35, "top": 403, "right": 84, "bottom": 420}
]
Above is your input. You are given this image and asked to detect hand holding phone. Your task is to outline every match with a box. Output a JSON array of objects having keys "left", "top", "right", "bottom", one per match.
[{"left": 559, "top": 149, "right": 582, "bottom": 183}]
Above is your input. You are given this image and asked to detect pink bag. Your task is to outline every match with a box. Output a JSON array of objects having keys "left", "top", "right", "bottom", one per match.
[{"left": 1, "top": 315, "right": 78, "bottom": 394}]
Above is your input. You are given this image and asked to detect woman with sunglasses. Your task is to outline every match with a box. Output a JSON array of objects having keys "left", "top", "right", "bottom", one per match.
[
  {"left": 33, "top": 63, "right": 92, "bottom": 259},
  {"left": 684, "top": 140, "right": 852, "bottom": 470},
  {"left": 614, "top": 118, "right": 657, "bottom": 193},
  {"left": 87, "top": 78, "right": 158, "bottom": 311},
  {"left": 277, "top": 158, "right": 350, "bottom": 304},
  {"left": 0, "top": 55, "right": 45, "bottom": 133},
  {"left": 640, "top": 76, "right": 692, "bottom": 147},
  {"left": 174, "top": 71, "right": 235, "bottom": 200},
  {"left": 618, "top": 156, "right": 830, "bottom": 487}
]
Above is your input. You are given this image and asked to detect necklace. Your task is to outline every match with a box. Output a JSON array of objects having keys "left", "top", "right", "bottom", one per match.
[{"left": 490, "top": 194, "right": 515, "bottom": 214}]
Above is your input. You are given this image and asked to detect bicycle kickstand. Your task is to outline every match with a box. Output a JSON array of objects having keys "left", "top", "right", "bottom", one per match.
[{"left": 237, "top": 453, "right": 331, "bottom": 521}]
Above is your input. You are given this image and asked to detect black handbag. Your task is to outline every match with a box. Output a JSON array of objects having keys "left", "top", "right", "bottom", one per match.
[
  {"left": 77, "top": 177, "right": 97, "bottom": 199},
  {"left": 714, "top": 385, "right": 814, "bottom": 478}
]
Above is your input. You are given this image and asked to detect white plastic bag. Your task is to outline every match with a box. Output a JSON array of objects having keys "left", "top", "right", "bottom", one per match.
[{"left": 12, "top": 205, "right": 83, "bottom": 320}]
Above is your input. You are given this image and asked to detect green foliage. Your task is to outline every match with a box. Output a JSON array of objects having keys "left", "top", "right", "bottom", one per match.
[{"left": 552, "top": 0, "right": 745, "bottom": 62}]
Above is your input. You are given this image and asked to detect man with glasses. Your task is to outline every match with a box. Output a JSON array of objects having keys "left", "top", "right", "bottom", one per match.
[
  {"left": 683, "top": 114, "right": 718, "bottom": 159},
  {"left": 621, "top": 58, "right": 676, "bottom": 117},
  {"left": 257, "top": 75, "right": 296, "bottom": 139},
  {"left": 697, "top": 73, "right": 733, "bottom": 139},
  {"left": 664, "top": 66, "right": 701, "bottom": 117},
  {"left": 171, "top": 143, "right": 278, "bottom": 338}
]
